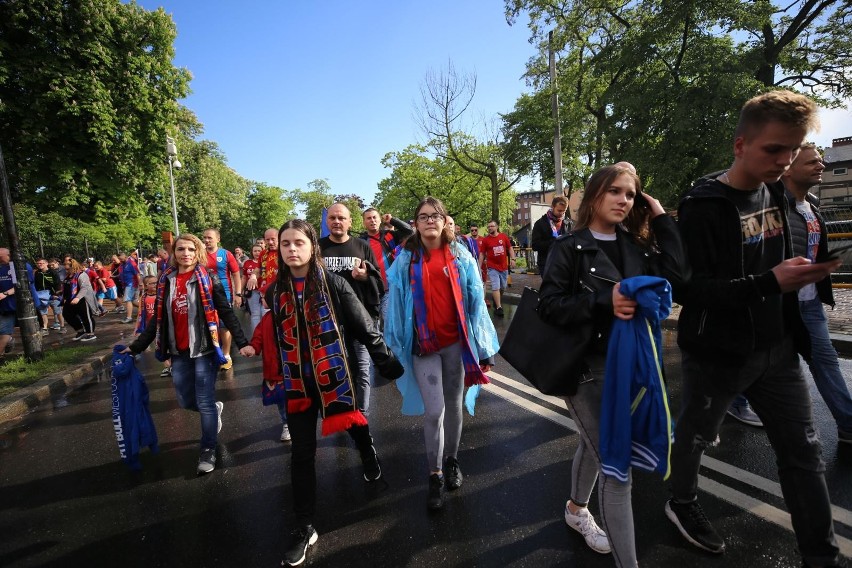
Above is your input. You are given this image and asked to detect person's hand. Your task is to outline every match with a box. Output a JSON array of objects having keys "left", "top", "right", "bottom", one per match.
[
  {"left": 638, "top": 192, "right": 666, "bottom": 217},
  {"left": 613, "top": 282, "right": 637, "bottom": 320},
  {"left": 233, "top": 294, "right": 242, "bottom": 308},
  {"left": 70, "top": 297, "right": 80, "bottom": 305},
  {"left": 352, "top": 258, "right": 369, "bottom": 281},
  {"left": 382, "top": 213, "right": 393, "bottom": 224},
  {"left": 480, "top": 363, "right": 493, "bottom": 373},
  {"left": 245, "top": 274, "right": 258, "bottom": 291},
  {"left": 116, "top": 346, "right": 132, "bottom": 354},
  {"left": 240, "top": 346, "right": 256, "bottom": 357},
  {"left": 771, "top": 256, "right": 840, "bottom": 293}
]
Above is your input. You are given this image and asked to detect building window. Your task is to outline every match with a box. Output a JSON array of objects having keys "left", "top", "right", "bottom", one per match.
[{"left": 834, "top": 167, "right": 848, "bottom": 175}]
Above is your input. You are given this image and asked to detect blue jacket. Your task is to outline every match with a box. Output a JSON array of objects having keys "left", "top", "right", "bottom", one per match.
[
  {"left": 0, "top": 261, "right": 40, "bottom": 315},
  {"left": 385, "top": 243, "right": 499, "bottom": 415},
  {"left": 110, "top": 346, "right": 159, "bottom": 470},
  {"left": 600, "top": 276, "right": 673, "bottom": 482}
]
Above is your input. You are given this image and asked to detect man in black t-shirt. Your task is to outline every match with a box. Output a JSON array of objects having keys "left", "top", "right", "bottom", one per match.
[
  {"left": 666, "top": 91, "right": 843, "bottom": 568},
  {"left": 320, "top": 203, "right": 383, "bottom": 417}
]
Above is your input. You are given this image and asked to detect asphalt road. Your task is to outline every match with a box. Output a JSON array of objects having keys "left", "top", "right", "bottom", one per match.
[{"left": 1, "top": 307, "right": 851, "bottom": 567}]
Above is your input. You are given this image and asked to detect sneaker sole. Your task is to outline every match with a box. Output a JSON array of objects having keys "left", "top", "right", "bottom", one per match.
[
  {"left": 286, "top": 531, "right": 318, "bottom": 566},
  {"left": 564, "top": 510, "right": 612, "bottom": 555},
  {"left": 664, "top": 501, "right": 725, "bottom": 554},
  {"left": 197, "top": 463, "right": 215, "bottom": 475}
]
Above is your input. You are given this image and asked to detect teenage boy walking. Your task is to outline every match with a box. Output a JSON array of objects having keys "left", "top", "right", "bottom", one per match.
[{"left": 666, "top": 90, "right": 843, "bottom": 568}]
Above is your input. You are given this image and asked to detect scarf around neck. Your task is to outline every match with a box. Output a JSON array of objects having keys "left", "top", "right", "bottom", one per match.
[
  {"left": 546, "top": 209, "right": 565, "bottom": 236},
  {"left": 411, "top": 244, "right": 489, "bottom": 387},
  {"left": 272, "top": 270, "right": 367, "bottom": 436},
  {"left": 154, "top": 265, "right": 226, "bottom": 364}
]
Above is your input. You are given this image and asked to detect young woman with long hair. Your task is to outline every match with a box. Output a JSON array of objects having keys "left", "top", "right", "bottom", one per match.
[
  {"left": 385, "top": 197, "right": 499, "bottom": 511},
  {"left": 63, "top": 258, "right": 98, "bottom": 341},
  {"left": 240, "top": 219, "right": 403, "bottom": 567},
  {"left": 537, "top": 164, "right": 687, "bottom": 567},
  {"left": 122, "top": 233, "right": 248, "bottom": 476}
]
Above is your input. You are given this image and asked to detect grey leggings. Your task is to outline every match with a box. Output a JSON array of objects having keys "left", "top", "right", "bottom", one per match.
[
  {"left": 412, "top": 342, "right": 464, "bottom": 472},
  {"left": 564, "top": 359, "right": 638, "bottom": 568}
]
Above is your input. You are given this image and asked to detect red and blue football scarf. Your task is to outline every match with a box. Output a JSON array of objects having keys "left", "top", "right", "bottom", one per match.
[
  {"left": 153, "top": 265, "right": 225, "bottom": 364},
  {"left": 411, "top": 245, "right": 489, "bottom": 387},
  {"left": 272, "top": 270, "right": 367, "bottom": 436}
]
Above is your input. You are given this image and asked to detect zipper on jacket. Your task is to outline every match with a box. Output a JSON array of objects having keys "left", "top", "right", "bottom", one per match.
[{"left": 590, "top": 272, "right": 618, "bottom": 286}]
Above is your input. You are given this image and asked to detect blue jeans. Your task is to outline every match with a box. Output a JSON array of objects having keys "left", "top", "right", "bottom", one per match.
[
  {"left": 170, "top": 352, "right": 220, "bottom": 450},
  {"left": 246, "top": 291, "right": 265, "bottom": 337},
  {"left": 800, "top": 297, "right": 852, "bottom": 433},
  {"left": 670, "top": 336, "right": 840, "bottom": 566}
]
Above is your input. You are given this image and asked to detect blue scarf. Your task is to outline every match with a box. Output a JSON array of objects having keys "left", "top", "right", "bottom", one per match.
[{"left": 410, "top": 244, "right": 489, "bottom": 387}]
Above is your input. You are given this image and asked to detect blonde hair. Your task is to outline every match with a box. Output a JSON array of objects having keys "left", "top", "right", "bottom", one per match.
[{"left": 169, "top": 234, "right": 205, "bottom": 269}]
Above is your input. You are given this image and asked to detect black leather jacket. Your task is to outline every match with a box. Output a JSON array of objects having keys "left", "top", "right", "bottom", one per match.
[
  {"left": 264, "top": 270, "right": 403, "bottom": 381},
  {"left": 538, "top": 215, "right": 688, "bottom": 389}
]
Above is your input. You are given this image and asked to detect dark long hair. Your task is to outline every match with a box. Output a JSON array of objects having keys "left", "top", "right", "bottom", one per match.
[
  {"left": 275, "top": 219, "right": 325, "bottom": 300},
  {"left": 573, "top": 165, "right": 651, "bottom": 243},
  {"left": 403, "top": 196, "right": 455, "bottom": 261}
]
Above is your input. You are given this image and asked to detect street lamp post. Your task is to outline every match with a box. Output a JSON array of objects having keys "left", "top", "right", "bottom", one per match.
[{"left": 166, "top": 136, "right": 182, "bottom": 236}]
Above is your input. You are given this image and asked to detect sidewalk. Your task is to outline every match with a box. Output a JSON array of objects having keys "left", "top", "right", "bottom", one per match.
[{"left": 0, "top": 309, "right": 142, "bottom": 428}]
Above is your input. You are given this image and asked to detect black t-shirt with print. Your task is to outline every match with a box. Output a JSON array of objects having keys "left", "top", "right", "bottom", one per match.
[{"left": 723, "top": 184, "right": 786, "bottom": 349}]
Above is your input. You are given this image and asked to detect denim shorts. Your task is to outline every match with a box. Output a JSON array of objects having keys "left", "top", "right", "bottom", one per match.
[
  {"left": 487, "top": 268, "right": 508, "bottom": 291},
  {"left": 0, "top": 313, "right": 14, "bottom": 336},
  {"left": 122, "top": 285, "right": 137, "bottom": 303}
]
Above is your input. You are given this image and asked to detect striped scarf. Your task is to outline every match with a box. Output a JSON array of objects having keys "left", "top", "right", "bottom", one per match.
[
  {"left": 272, "top": 270, "right": 367, "bottom": 436},
  {"left": 153, "top": 265, "right": 226, "bottom": 364},
  {"left": 411, "top": 244, "right": 489, "bottom": 387}
]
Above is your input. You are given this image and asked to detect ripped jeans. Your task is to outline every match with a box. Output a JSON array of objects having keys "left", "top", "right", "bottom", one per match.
[{"left": 670, "top": 335, "right": 840, "bottom": 565}]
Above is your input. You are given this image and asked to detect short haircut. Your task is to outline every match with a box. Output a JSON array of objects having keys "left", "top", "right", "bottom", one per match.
[
  {"left": 362, "top": 207, "right": 379, "bottom": 217},
  {"left": 734, "top": 90, "right": 818, "bottom": 139},
  {"left": 203, "top": 228, "right": 220, "bottom": 238},
  {"left": 551, "top": 195, "right": 568, "bottom": 208},
  {"left": 143, "top": 275, "right": 157, "bottom": 284}
]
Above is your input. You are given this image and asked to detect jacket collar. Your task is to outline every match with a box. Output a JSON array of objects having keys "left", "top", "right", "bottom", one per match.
[{"left": 570, "top": 227, "right": 648, "bottom": 280}]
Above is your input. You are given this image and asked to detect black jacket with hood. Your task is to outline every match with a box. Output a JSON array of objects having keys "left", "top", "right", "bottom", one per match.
[{"left": 676, "top": 179, "right": 811, "bottom": 362}]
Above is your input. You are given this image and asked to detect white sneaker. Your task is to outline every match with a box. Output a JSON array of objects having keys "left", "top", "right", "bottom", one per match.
[
  {"left": 280, "top": 424, "right": 291, "bottom": 442},
  {"left": 216, "top": 401, "right": 224, "bottom": 433},
  {"left": 564, "top": 501, "right": 611, "bottom": 554}
]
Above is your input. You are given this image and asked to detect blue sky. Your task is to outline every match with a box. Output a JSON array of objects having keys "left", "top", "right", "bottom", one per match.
[{"left": 137, "top": 1, "right": 850, "bottom": 204}]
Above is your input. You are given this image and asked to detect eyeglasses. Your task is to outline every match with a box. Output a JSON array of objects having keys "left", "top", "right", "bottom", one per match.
[{"left": 416, "top": 213, "right": 444, "bottom": 223}]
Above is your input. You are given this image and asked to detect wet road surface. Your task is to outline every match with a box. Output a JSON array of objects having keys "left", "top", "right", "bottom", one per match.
[{"left": 1, "top": 307, "right": 852, "bottom": 567}]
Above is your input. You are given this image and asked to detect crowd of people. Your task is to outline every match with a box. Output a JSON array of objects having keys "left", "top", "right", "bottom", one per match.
[{"left": 1, "top": 89, "right": 850, "bottom": 567}]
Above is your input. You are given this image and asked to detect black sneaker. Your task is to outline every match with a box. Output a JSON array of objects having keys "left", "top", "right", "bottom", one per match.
[
  {"left": 428, "top": 473, "right": 445, "bottom": 510},
  {"left": 445, "top": 456, "right": 463, "bottom": 490},
  {"left": 665, "top": 499, "right": 725, "bottom": 553},
  {"left": 495, "top": 306, "right": 504, "bottom": 318},
  {"left": 80, "top": 333, "right": 97, "bottom": 342},
  {"left": 72, "top": 331, "right": 85, "bottom": 341},
  {"left": 283, "top": 525, "right": 318, "bottom": 566},
  {"left": 361, "top": 445, "right": 382, "bottom": 482},
  {"left": 197, "top": 448, "right": 216, "bottom": 475}
]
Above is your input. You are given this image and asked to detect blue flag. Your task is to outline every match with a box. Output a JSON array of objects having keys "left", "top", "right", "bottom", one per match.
[{"left": 320, "top": 207, "right": 330, "bottom": 238}]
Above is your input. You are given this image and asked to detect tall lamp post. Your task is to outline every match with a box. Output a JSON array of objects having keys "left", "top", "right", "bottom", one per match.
[{"left": 166, "top": 136, "right": 182, "bottom": 236}]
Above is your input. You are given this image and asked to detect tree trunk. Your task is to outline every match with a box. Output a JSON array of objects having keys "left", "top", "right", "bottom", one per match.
[{"left": 0, "top": 144, "right": 43, "bottom": 362}]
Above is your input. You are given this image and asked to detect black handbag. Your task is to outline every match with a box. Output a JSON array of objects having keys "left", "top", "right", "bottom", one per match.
[{"left": 498, "top": 286, "right": 591, "bottom": 396}]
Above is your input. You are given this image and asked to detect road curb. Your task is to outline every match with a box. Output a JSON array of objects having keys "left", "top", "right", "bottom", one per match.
[{"left": 0, "top": 350, "right": 112, "bottom": 430}]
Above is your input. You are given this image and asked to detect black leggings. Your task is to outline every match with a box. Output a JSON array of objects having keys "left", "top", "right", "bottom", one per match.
[{"left": 287, "top": 400, "right": 374, "bottom": 527}]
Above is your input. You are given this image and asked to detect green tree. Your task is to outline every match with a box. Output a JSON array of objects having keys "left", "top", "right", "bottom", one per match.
[
  {"left": 0, "top": 0, "right": 191, "bottom": 222},
  {"left": 376, "top": 143, "right": 516, "bottom": 230},
  {"left": 504, "top": 0, "right": 852, "bottom": 204},
  {"left": 292, "top": 179, "right": 335, "bottom": 229}
]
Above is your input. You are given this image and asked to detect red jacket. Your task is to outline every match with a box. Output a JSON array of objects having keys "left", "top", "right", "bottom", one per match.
[{"left": 249, "top": 311, "right": 283, "bottom": 381}]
